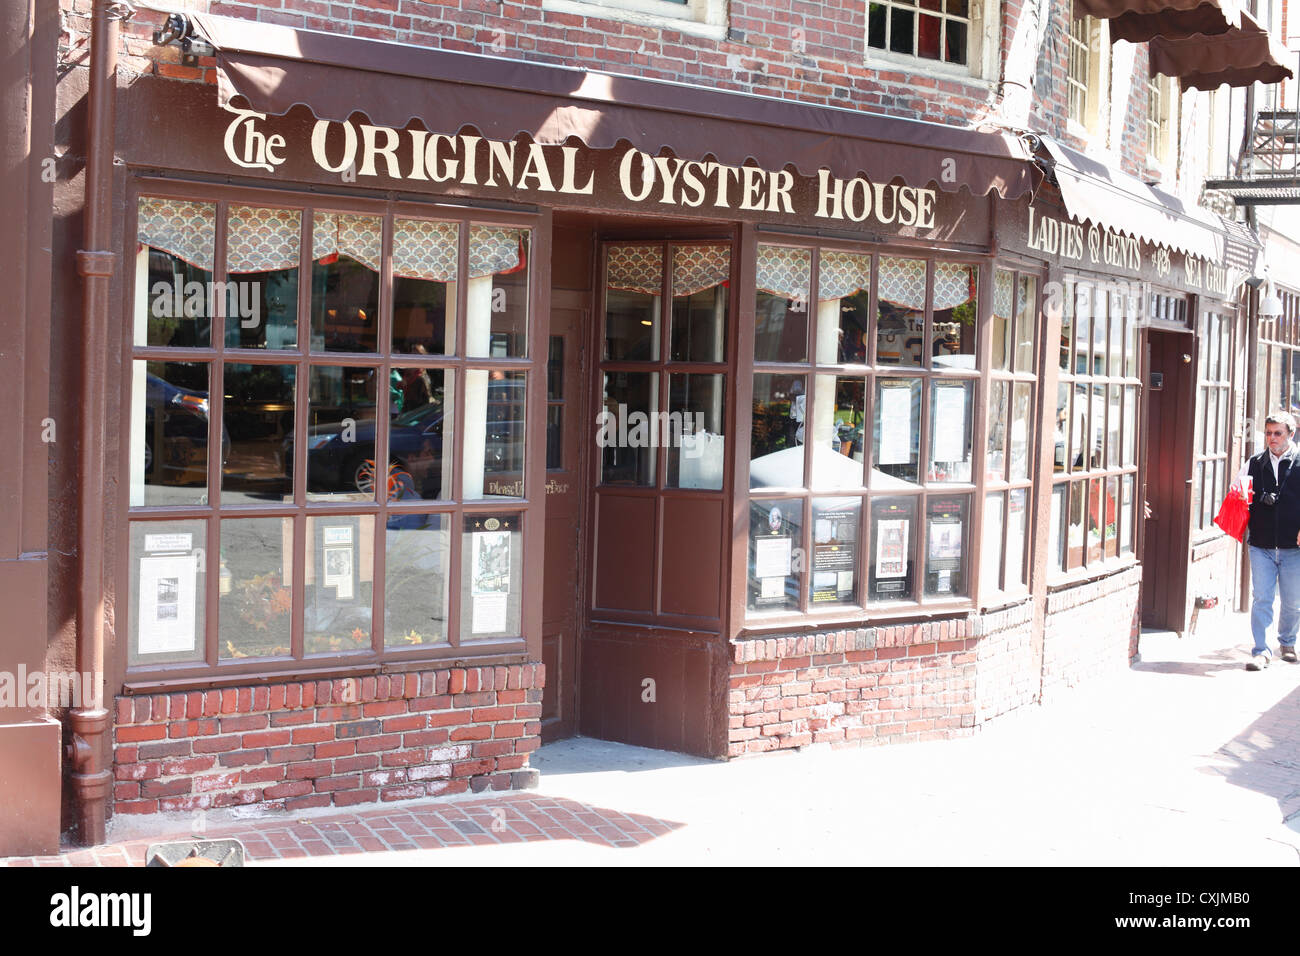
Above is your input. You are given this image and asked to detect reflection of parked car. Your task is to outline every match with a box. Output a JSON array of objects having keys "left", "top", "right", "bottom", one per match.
[
  {"left": 144, "top": 374, "right": 229, "bottom": 483},
  {"left": 298, "top": 379, "right": 525, "bottom": 498}
]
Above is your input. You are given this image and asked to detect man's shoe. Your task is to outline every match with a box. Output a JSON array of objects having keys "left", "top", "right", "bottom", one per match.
[
  {"left": 1284, "top": 646, "right": 1298, "bottom": 663},
  {"left": 1248, "top": 654, "right": 1272, "bottom": 671}
]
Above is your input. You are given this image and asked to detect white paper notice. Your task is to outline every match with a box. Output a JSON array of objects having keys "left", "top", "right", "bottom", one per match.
[
  {"left": 322, "top": 545, "right": 355, "bottom": 600},
  {"left": 472, "top": 593, "right": 509, "bottom": 634},
  {"left": 878, "top": 386, "right": 912, "bottom": 465},
  {"left": 755, "top": 536, "right": 792, "bottom": 579},
  {"left": 137, "top": 554, "right": 198, "bottom": 654},
  {"left": 760, "top": 576, "right": 785, "bottom": 599},
  {"left": 875, "top": 519, "right": 908, "bottom": 578},
  {"left": 932, "top": 386, "right": 967, "bottom": 462},
  {"left": 144, "top": 533, "right": 192, "bottom": 553}
]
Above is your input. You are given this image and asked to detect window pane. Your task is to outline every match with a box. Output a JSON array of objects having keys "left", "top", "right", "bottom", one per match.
[
  {"left": 933, "top": 263, "right": 977, "bottom": 370},
  {"left": 136, "top": 197, "right": 216, "bottom": 348},
  {"left": 547, "top": 406, "right": 563, "bottom": 471},
  {"left": 130, "top": 520, "right": 206, "bottom": 667},
  {"left": 607, "top": 248, "right": 662, "bottom": 361},
  {"left": 1053, "top": 383, "right": 1070, "bottom": 474},
  {"left": 225, "top": 206, "right": 300, "bottom": 349},
  {"left": 1091, "top": 295, "right": 1108, "bottom": 376},
  {"left": 1068, "top": 481, "right": 1085, "bottom": 570},
  {"left": 1123, "top": 385, "right": 1137, "bottom": 467},
  {"left": 1073, "top": 283, "right": 1092, "bottom": 374},
  {"left": 397, "top": 368, "right": 454, "bottom": 501},
  {"left": 1010, "top": 382, "right": 1033, "bottom": 480},
  {"left": 811, "top": 376, "right": 866, "bottom": 490},
  {"left": 918, "top": 13, "right": 941, "bottom": 58},
  {"left": 305, "top": 515, "right": 375, "bottom": 655},
  {"left": 1087, "top": 479, "right": 1104, "bottom": 564},
  {"left": 1049, "top": 484, "right": 1067, "bottom": 573},
  {"left": 602, "top": 371, "right": 658, "bottom": 486},
  {"left": 992, "top": 270, "right": 1013, "bottom": 372},
  {"left": 466, "top": 370, "right": 526, "bottom": 498},
  {"left": 468, "top": 226, "right": 529, "bottom": 358},
  {"left": 890, "top": 6, "right": 915, "bottom": 53},
  {"left": 925, "top": 494, "right": 968, "bottom": 597},
  {"left": 872, "top": 378, "right": 921, "bottom": 487},
  {"left": 668, "top": 373, "right": 726, "bottom": 490},
  {"left": 1120, "top": 475, "right": 1135, "bottom": 555},
  {"left": 461, "top": 513, "right": 523, "bottom": 640},
  {"left": 385, "top": 513, "right": 449, "bottom": 646},
  {"left": 988, "top": 380, "right": 1008, "bottom": 480},
  {"left": 877, "top": 257, "right": 925, "bottom": 368},
  {"left": 307, "top": 366, "right": 379, "bottom": 503},
  {"left": 131, "top": 360, "right": 210, "bottom": 507},
  {"left": 1125, "top": 310, "right": 1138, "bottom": 377},
  {"left": 755, "top": 246, "right": 810, "bottom": 363},
  {"left": 818, "top": 251, "right": 872, "bottom": 364},
  {"left": 671, "top": 244, "right": 730, "bottom": 362},
  {"left": 1059, "top": 279, "right": 1074, "bottom": 371},
  {"left": 945, "top": 18, "right": 968, "bottom": 64},
  {"left": 1013, "top": 275, "right": 1036, "bottom": 372},
  {"left": 221, "top": 363, "right": 295, "bottom": 505},
  {"left": 1107, "top": 291, "right": 1125, "bottom": 376},
  {"left": 1007, "top": 487, "right": 1028, "bottom": 590},
  {"left": 1106, "top": 385, "right": 1121, "bottom": 469},
  {"left": 1194, "top": 384, "right": 1207, "bottom": 456},
  {"left": 981, "top": 493, "right": 1004, "bottom": 597},
  {"left": 393, "top": 218, "right": 457, "bottom": 356},
  {"left": 748, "top": 499, "right": 802, "bottom": 612},
  {"left": 929, "top": 380, "right": 973, "bottom": 483},
  {"left": 311, "top": 212, "right": 380, "bottom": 353},
  {"left": 812, "top": 497, "right": 861, "bottom": 606},
  {"left": 751, "top": 373, "right": 805, "bottom": 489},
  {"left": 1104, "top": 476, "right": 1120, "bottom": 558},
  {"left": 868, "top": 2, "right": 887, "bottom": 48},
  {"left": 869, "top": 496, "right": 916, "bottom": 602},
  {"left": 1190, "top": 461, "right": 1204, "bottom": 533},
  {"left": 219, "top": 517, "right": 292, "bottom": 660}
]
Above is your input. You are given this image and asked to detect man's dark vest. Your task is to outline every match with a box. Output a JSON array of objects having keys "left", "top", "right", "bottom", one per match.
[{"left": 1247, "top": 449, "right": 1300, "bottom": 548}]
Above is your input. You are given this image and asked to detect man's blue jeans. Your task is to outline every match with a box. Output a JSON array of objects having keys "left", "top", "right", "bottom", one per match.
[{"left": 1248, "top": 545, "right": 1300, "bottom": 657}]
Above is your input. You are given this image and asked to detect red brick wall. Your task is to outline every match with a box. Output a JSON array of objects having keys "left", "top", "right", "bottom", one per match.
[
  {"left": 112, "top": 664, "right": 543, "bottom": 815},
  {"left": 974, "top": 598, "right": 1037, "bottom": 722},
  {"left": 1042, "top": 566, "right": 1141, "bottom": 700},
  {"left": 728, "top": 621, "right": 978, "bottom": 756},
  {"left": 1185, "top": 533, "right": 1240, "bottom": 634},
  {"left": 58, "top": 0, "right": 1168, "bottom": 182}
]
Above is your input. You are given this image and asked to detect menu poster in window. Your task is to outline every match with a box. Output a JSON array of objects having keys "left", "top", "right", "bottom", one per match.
[
  {"left": 813, "top": 509, "right": 856, "bottom": 602},
  {"left": 471, "top": 528, "right": 511, "bottom": 634},
  {"left": 932, "top": 385, "right": 967, "bottom": 463},
  {"left": 321, "top": 524, "right": 356, "bottom": 601},
  {"left": 926, "top": 497, "right": 965, "bottom": 595},
  {"left": 137, "top": 552, "right": 198, "bottom": 655},
  {"left": 878, "top": 385, "right": 912, "bottom": 465}
]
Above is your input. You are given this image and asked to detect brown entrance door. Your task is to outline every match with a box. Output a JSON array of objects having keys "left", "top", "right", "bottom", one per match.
[
  {"left": 1141, "top": 327, "right": 1197, "bottom": 631},
  {"left": 540, "top": 292, "right": 586, "bottom": 741}
]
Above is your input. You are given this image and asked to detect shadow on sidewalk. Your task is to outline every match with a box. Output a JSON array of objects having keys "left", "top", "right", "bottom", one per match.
[{"left": 1202, "top": 683, "right": 1300, "bottom": 841}]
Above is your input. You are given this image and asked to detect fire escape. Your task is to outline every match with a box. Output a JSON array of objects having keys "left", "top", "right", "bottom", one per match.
[{"left": 1206, "top": 53, "right": 1300, "bottom": 205}]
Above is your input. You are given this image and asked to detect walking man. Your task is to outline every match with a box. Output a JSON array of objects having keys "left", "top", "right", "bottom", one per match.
[{"left": 1241, "top": 411, "right": 1300, "bottom": 669}]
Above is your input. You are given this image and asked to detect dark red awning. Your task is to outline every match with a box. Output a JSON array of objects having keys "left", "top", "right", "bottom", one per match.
[
  {"left": 1108, "top": 0, "right": 1244, "bottom": 43},
  {"left": 188, "top": 13, "right": 1039, "bottom": 199},
  {"left": 1149, "top": 11, "right": 1293, "bottom": 90}
]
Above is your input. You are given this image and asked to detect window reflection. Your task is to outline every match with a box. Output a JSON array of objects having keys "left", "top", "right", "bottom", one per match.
[{"left": 221, "top": 364, "right": 295, "bottom": 504}]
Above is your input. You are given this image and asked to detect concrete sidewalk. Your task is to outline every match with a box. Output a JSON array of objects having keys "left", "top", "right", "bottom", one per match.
[{"left": 8, "top": 609, "right": 1300, "bottom": 866}]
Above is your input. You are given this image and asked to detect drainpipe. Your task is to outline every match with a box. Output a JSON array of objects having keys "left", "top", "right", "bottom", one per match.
[{"left": 69, "top": 0, "right": 129, "bottom": 847}]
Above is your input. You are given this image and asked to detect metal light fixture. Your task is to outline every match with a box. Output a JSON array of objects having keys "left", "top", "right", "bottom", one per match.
[{"left": 1260, "top": 277, "right": 1284, "bottom": 320}]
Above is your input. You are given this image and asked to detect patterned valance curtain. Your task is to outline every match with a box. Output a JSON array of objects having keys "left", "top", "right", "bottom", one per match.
[
  {"left": 139, "top": 199, "right": 523, "bottom": 281},
  {"left": 673, "top": 245, "right": 731, "bottom": 297},
  {"left": 606, "top": 245, "right": 664, "bottom": 295},
  {"left": 934, "top": 263, "right": 976, "bottom": 311},
  {"left": 877, "top": 257, "right": 926, "bottom": 310},
  {"left": 756, "top": 245, "right": 811, "bottom": 301},
  {"left": 994, "top": 269, "right": 1015, "bottom": 319},
  {"left": 819, "top": 251, "right": 872, "bottom": 301}
]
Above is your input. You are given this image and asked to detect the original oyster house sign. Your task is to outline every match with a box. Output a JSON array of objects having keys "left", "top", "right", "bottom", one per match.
[{"left": 221, "top": 106, "right": 944, "bottom": 230}]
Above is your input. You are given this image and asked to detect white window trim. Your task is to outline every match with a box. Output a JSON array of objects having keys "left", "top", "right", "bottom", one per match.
[
  {"left": 863, "top": 0, "right": 999, "bottom": 85},
  {"left": 1145, "top": 75, "right": 1179, "bottom": 176},
  {"left": 1067, "top": 13, "right": 1111, "bottom": 148},
  {"left": 543, "top": 0, "right": 728, "bottom": 41}
]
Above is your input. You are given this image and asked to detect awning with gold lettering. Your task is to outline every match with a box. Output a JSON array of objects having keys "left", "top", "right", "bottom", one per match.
[{"left": 182, "top": 12, "right": 1039, "bottom": 200}]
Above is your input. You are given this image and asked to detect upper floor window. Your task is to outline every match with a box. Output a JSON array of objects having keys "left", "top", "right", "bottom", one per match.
[
  {"left": 1067, "top": 8, "right": 1091, "bottom": 126},
  {"left": 1147, "top": 75, "right": 1177, "bottom": 166},
  {"left": 542, "top": 0, "right": 727, "bottom": 40},
  {"left": 867, "top": 0, "right": 972, "bottom": 67}
]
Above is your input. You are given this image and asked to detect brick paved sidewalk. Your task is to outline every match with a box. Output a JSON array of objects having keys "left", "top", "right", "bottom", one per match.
[{"left": 2, "top": 792, "right": 680, "bottom": 866}]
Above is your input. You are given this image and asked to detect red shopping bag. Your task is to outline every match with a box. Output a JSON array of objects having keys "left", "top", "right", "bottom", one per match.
[{"left": 1213, "top": 477, "right": 1252, "bottom": 542}]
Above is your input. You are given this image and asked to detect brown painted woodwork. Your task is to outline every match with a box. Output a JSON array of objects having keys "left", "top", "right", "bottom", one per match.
[{"left": 1141, "top": 328, "right": 1197, "bottom": 631}]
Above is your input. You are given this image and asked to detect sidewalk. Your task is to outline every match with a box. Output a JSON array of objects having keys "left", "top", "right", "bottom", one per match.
[{"left": 8, "top": 609, "right": 1300, "bottom": 866}]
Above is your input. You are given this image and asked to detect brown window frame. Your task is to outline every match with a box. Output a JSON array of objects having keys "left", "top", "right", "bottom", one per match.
[{"left": 120, "top": 177, "right": 546, "bottom": 686}]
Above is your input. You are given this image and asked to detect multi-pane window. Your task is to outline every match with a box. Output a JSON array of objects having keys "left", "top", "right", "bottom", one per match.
[
  {"left": 1147, "top": 75, "right": 1176, "bottom": 164},
  {"left": 1050, "top": 277, "right": 1141, "bottom": 575},
  {"left": 128, "top": 191, "right": 535, "bottom": 673},
  {"left": 867, "top": 0, "right": 972, "bottom": 66},
  {"left": 982, "top": 268, "right": 1038, "bottom": 604},
  {"left": 1192, "top": 310, "right": 1232, "bottom": 533},
  {"left": 747, "top": 244, "right": 980, "bottom": 616},
  {"left": 1067, "top": 6, "right": 1091, "bottom": 126},
  {"left": 1257, "top": 289, "right": 1300, "bottom": 452}
]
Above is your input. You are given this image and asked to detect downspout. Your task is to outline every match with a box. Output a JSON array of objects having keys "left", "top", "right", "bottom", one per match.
[{"left": 68, "top": 0, "right": 130, "bottom": 846}]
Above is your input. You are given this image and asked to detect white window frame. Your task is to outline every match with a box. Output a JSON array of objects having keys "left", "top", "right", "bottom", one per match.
[
  {"left": 1066, "top": 6, "right": 1108, "bottom": 141},
  {"left": 1146, "top": 74, "right": 1178, "bottom": 171},
  {"left": 864, "top": 0, "right": 998, "bottom": 85},
  {"left": 543, "top": 0, "right": 728, "bottom": 40}
]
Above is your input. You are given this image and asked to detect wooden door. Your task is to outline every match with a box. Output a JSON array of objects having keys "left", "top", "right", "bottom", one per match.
[
  {"left": 541, "top": 292, "right": 587, "bottom": 741},
  {"left": 1141, "top": 328, "right": 1196, "bottom": 631}
]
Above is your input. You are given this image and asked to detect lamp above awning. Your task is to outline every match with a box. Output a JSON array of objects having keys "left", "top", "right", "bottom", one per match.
[
  {"left": 1073, "top": 0, "right": 1245, "bottom": 42},
  {"left": 1037, "top": 136, "right": 1255, "bottom": 263},
  {"left": 1149, "top": 11, "right": 1293, "bottom": 90},
  {"left": 182, "top": 12, "right": 1039, "bottom": 200}
]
